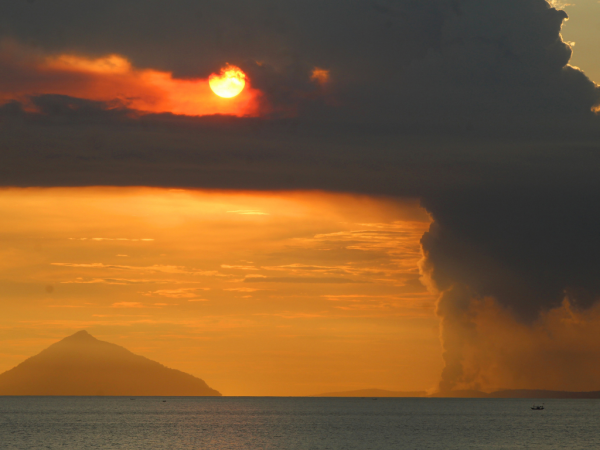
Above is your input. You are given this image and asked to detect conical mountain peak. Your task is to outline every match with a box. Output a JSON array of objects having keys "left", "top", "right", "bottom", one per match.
[
  {"left": 0, "top": 331, "right": 221, "bottom": 396},
  {"left": 61, "top": 330, "right": 97, "bottom": 342},
  {"left": 70, "top": 329, "right": 92, "bottom": 338}
]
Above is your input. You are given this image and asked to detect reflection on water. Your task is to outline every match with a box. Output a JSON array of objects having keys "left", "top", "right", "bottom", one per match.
[{"left": 1, "top": 397, "right": 599, "bottom": 449}]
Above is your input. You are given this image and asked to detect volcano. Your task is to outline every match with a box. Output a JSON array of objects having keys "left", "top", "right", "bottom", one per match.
[{"left": 0, "top": 330, "right": 221, "bottom": 396}]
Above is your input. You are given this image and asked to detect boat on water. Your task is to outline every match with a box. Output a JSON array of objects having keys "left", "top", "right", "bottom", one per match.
[{"left": 531, "top": 405, "right": 544, "bottom": 410}]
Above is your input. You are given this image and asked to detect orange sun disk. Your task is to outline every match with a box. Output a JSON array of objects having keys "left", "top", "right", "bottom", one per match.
[{"left": 209, "top": 65, "right": 246, "bottom": 98}]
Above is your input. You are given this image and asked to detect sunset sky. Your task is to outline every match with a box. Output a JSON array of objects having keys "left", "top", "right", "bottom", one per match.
[
  {"left": 0, "top": 189, "right": 440, "bottom": 395},
  {"left": 1, "top": 0, "right": 600, "bottom": 396}
]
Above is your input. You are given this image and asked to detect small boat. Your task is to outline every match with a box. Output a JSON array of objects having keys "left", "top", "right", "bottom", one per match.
[{"left": 531, "top": 405, "right": 544, "bottom": 410}]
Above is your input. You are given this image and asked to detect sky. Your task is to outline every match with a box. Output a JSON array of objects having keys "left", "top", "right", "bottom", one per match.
[
  {"left": 0, "top": 0, "right": 600, "bottom": 395},
  {"left": 0, "top": 189, "right": 440, "bottom": 395},
  {"left": 562, "top": 1, "right": 600, "bottom": 83}
]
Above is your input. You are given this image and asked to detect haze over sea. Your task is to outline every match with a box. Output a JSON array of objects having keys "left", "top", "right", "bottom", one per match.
[{"left": 1, "top": 397, "right": 599, "bottom": 449}]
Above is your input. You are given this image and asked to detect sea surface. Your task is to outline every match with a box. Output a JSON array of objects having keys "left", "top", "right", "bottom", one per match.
[{"left": 1, "top": 397, "right": 599, "bottom": 449}]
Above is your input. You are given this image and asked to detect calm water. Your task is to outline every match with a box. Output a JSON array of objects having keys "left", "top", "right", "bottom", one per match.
[{"left": 1, "top": 397, "right": 599, "bottom": 449}]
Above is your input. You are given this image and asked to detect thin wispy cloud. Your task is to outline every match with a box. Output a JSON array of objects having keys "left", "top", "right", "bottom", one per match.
[
  {"left": 141, "top": 288, "right": 208, "bottom": 299},
  {"left": 226, "top": 210, "right": 269, "bottom": 215},
  {"left": 51, "top": 263, "right": 228, "bottom": 277},
  {"left": 221, "top": 265, "right": 259, "bottom": 270},
  {"left": 243, "top": 276, "right": 364, "bottom": 284},
  {"left": 68, "top": 238, "right": 154, "bottom": 241},
  {"left": 224, "top": 288, "right": 263, "bottom": 292},
  {"left": 61, "top": 277, "right": 158, "bottom": 285}
]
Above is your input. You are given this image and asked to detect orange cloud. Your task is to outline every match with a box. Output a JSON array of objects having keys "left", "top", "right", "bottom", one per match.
[
  {"left": 0, "top": 43, "right": 262, "bottom": 117},
  {"left": 311, "top": 67, "right": 330, "bottom": 84},
  {"left": 432, "top": 293, "right": 600, "bottom": 393}
]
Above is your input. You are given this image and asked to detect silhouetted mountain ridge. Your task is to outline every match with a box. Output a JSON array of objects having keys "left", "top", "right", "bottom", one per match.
[
  {"left": 487, "top": 389, "right": 600, "bottom": 399},
  {"left": 314, "top": 388, "right": 600, "bottom": 398},
  {"left": 0, "top": 330, "right": 221, "bottom": 396},
  {"left": 314, "top": 389, "right": 427, "bottom": 397}
]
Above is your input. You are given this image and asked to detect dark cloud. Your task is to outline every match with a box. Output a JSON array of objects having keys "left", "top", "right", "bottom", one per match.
[
  {"left": 419, "top": 187, "right": 600, "bottom": 391},
  {"left": 422, "top": 189, "right": 600, "bottom": 320},
  {"left": 1, "top": 0, "right": 600, "bottom": 391},
  {"left": 0, "top": 0, "right": 598, "bottom": 123},
  {"left": 1, "top": 94, "right": 598, "bottom": 192}
]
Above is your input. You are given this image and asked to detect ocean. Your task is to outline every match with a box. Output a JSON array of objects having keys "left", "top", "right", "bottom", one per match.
[{"left": 1, "top": 397, "right": 599, "bottom": 449}]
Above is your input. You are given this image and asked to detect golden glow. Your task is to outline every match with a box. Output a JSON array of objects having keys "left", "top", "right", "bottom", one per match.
[
  {"left": 0, "top": 188, "right": 441, "bottom": 396},
  {"left": 311, "top": 67, "right": 330, "bottom": 84},
  {"left": 0, "top": 44, "right": 261, "bottom": 117},
  {"left": 440, "top": 298, "right": 600, "bottom": 393},
  {"left": 46, "top": 54, "right": 132, "bottom": 75},
  {"left": 209, "top": 64, "right": 246, "bottom": 98}
]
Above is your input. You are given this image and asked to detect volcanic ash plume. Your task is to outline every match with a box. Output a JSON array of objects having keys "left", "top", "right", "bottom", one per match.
[{"left": 421, "top": 191, "right": 600, "bottom": 393}]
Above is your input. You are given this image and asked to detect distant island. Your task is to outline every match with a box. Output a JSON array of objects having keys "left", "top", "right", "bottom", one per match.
[
  {"left": 315, "top": 389, "right": 427, "bottom": 397},
  {"left": 0, "top": 330, "right": 221, "bottom": 396},
  {"left": 314, "top": 388, "right": 600, "bottom": 399}
]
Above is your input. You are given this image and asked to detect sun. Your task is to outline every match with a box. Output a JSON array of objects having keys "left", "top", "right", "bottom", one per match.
[{"left": 209, "top": 64, "right": 246, "bottom": 98}]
